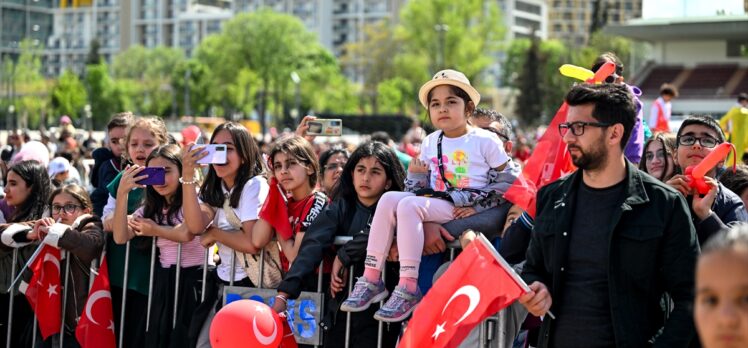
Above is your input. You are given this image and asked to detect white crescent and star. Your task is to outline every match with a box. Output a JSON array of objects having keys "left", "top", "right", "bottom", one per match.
[
  {"left": 252, "top": 304, "right": 278, "bottom": 345},
  {"left": 432, "top": 285, "right": 482, "bottom": 341},
  {"left": 84, "top": 290, "right": 111, "bottom": 326}
]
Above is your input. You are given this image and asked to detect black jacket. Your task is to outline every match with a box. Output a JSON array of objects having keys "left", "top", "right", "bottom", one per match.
[
  {"left": 90, "top": 147, "right": 122, "bottom": 217},
  {"left": 278, "top": 198, "right": 376, "bottom": 299},
  {"left": 522, "top": 162, "right": 699, "bottom": 348},
  {"left": 690, "top": 182, "right": 748, "bottom": 246}
]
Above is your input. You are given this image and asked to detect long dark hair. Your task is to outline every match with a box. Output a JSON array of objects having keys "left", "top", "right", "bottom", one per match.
[
  {"left": 142, "top": 144, "right": 183, "bottom": 226},
  {"left": 639, "top": 132, "right": 677, "bottom": 182},
  {"left": 8, "top": 160, "right": 52, "bottom": 222},
  {"left": 330, "top": 141, "right": 405, "bottom": 206},
  {"left": 199, "top": 122, "right": 266, "bottom": 208}
]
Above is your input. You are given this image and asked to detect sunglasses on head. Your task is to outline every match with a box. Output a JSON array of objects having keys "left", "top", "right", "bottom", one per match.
[{"left": 604, "top": 74, "right": 620, "bottom": 84}]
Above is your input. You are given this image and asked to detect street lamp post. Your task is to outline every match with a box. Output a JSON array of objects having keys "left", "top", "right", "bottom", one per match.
[
  {"left": 434, "top": 24, "right": 449, "bottom": 70},
  {"left": 290, "top": 71, "right": 301, "bottom": 126},
  {"left": 84, "top": 104, "right": 92, "bottom": 131}
]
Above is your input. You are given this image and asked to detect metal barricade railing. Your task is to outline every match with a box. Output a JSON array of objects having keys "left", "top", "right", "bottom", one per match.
[{"left": 7, "top": 232, "right": 512, "bottom": 348}]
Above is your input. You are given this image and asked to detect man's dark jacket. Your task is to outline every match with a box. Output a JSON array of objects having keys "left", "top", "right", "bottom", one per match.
[{"left": 522, "top": 162, "right": 699, "bottom": 348}]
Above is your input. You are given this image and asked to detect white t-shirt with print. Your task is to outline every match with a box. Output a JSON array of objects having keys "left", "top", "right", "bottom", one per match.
[
  {"left": 419, "top": 127, "right": 509, "bottom": 191},
  {"left": 213, "top": 175, "right": 269, "bottom": 282}
]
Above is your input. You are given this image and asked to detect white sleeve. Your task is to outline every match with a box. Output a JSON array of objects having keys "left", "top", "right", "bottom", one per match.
[
  {"left": 482, "top": 132, "right": 510, "bottom": 168},
  {"left": 237, "top": 176, "right": 269, "bottom": 222},
  {"left": 102, "top": 194, "right": 117, "bottom": 219}
]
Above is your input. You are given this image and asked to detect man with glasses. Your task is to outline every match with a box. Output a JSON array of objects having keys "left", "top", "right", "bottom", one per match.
[
  {"left": 519, "top": 83, "right": 699, "bottom": 347},
  {"left": 666, "top": 115, "right": 748, "bottom": 245}
]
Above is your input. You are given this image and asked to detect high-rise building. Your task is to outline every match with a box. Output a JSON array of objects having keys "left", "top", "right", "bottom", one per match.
[
  {"left": 500, "top": 0, "right": 548, "bottom": 40},
  {"left": 548, "top": 0, "right": 642, "bottom": 46},
  {"left": 0, "top": 0, "right": 55, "bottom": 58}
]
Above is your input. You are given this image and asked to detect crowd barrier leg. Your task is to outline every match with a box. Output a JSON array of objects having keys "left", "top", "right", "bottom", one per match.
[
  {"left": 376, "top": 265, "right": 386, "bottom": 348},
  {"left": 59, "top": 252, "right": 71, "bottom": 348},
  {"left": 173, "top": 243, "right": 183, "bottom": 329},
  {"left": 229, "top": 251, "right": 236, "bottom": 287},
  {"left": 344, "top": 264, "right": 354, "bottom": 348},
  {"left": 146, "top": 239, "right": 157, "bottom": 332},
  {"left": 315, "top": 260, "right": 323, "bottom": 348},
  {"left": 6, "top": 249, "right": 17, "bottom": 348},
  {"left": 119, "top": 241, "right": 131, "bottom": 348},
  {"left": 259, "top": 249, "right": 265, "bottom": 289},
  {"left": 201, "top": 249, "right": 208, "bottom": 303},
  {"left": 31, "top": 317, "right": 37, "bottom": 347}
]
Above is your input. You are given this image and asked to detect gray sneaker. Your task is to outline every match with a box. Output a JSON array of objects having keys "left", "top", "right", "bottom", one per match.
[
  {"left": 340, "top": 277, "right": 389, "bottom": 312},
  {"left": 373, "top": 286, "right": 422, "bottom": 322}
]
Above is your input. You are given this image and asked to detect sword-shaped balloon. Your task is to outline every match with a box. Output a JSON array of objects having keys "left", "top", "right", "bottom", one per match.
[{"left": 559, "top": 61, "right": 617, "bottom": 84}]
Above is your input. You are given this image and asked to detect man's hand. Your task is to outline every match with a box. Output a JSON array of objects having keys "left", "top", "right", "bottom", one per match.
[
  {"left": 423, "top": 223, "right": 448, "bottom": 255},
  {"left": 518, "top": 281, "right": 553, "bottom": 317},
  {"left": 453, "top": 207, "right": 477, "bottom": 219}
]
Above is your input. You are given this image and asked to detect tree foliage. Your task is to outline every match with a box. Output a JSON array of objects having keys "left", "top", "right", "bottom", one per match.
[{"left": 51, "top": 69, "right": 88, "bottom": 121}]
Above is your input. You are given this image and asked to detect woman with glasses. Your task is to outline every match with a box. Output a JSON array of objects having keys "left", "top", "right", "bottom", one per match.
[
  {"left": 639, "top": 133, "right": 678, "bottom": 182},
  {"left": 667, "top": 115, "right": 748, "bottom": 245},
  {"left": 318, "top": 147, "right": 349, "bottom": 195},
  {"left": 27, "top": 184, "right": 104, "bottom": 347}
]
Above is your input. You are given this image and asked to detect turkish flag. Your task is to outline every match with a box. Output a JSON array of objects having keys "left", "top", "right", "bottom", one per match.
[
  {"left": 259, "top": 177, "right": 293, "bottom": 240},
  {"left": 278, "top": 312, "right": 299, "bottom": 348},
  {"left": 398, "top": 235, "right": 528, "bottom": 348},
  {"left": 24, "top": 245, "right": 62, "bottom": 340},
  {"left": 504, "top": 103, "right": 576, "bottom": 218},
  {"left": 75, "top": 258, "right": 116, "bottom": 348}
]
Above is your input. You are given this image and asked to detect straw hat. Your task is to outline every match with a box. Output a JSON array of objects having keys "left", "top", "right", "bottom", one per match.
[{"left": 418, "top": 69, "right": 480, "bottom": 109}]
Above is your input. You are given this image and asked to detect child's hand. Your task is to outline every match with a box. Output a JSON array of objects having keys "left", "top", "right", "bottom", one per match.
[
  {"left": 130, "top": 217, "right": 157, "bottom": 237},
  {"left": 118, "top": 165, "right": 147, "bottom": 194},
  {"left": 330, "top": 256, "right": 348, "bottom": 296},
  {"left": 30, "top": 218, "right": 56, "bottom": 240},
  {"left": 182, "top": 143, "right": 208, "bottom": 174},
  {"left": 200, "top": 227, "right": 218, "bottom": 248},
  {"left": 296, "top": 115, "right": 317, "bottom": 143},
  {"left": 408, "top": 158, "right": 429, "bottom": 174},
  {"left": 666, "top": 174, "right": 692, "bottom": 196},
  {"left": 693, "top": 176, "right": 719, "bottom": 221}
]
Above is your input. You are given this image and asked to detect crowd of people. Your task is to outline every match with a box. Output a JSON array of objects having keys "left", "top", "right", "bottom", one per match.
[{"left": 0, "top": 51, "right": 747, "bottom": 348}]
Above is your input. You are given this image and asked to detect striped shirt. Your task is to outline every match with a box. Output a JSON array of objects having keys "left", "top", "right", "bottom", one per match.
[{"left": 133, "top": 207, "right": 205, "bottom": 268}]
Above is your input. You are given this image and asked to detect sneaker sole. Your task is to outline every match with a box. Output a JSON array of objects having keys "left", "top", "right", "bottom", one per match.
[
  {"left": 373, "top": 303, "right": 418, "bottom": 323},
  {"left": 340, "top": 290, "right": 390, "bottom": 313}
]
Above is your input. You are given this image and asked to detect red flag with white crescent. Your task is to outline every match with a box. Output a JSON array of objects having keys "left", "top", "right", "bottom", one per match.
[
  {"left": 75, "top": 258, "right": 115, "bottom": 348},
  {"left": 504, "top": 102, "right": 576, "bottom": 218},
  {"left": 398, "top": 235, "right": 528, "bottom": 348},
  {"left": 24, "top": 245, "right": 62, "bottom": 339},
  {"left": 259, "top": 177, "right": 294, "bottom": 240}
]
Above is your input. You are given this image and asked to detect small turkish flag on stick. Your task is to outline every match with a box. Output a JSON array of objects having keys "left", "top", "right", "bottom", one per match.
[
  {"left": 75, "top": 257, "right": 116, "bottom": 348},
  {"left": 24, "top": 245, "right": 62, "bottom": 340},
  {"left": 398, "top": 234, "right": 529, "bottom": 348}
]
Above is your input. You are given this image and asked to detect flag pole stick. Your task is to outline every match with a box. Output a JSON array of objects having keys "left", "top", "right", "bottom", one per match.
[
  {"left": 474, "top": 233, "right": 556, "bottom": 320},
  {"left": 7, "top": 241, "right": 46, "bottom": 292}
]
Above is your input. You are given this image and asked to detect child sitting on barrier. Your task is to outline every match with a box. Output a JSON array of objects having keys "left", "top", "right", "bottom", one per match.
[
  {"left": 111, "top": 144, "right": 204, "bottom": 347},
  {"left": 340, "top": 70, "right": 510, "bottom": 322}
]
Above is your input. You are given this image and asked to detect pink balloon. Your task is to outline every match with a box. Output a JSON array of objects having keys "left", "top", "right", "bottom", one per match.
[{"left": 210, "top": 300, "right": 283, "bottom": 348}]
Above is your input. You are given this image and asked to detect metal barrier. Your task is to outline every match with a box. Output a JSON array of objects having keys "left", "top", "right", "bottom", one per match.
[{"left": 6, "top": 234, "right": 515, "bottom": 348}]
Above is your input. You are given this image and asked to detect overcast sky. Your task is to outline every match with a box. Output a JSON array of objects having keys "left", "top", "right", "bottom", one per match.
[{"left": 642, "top": 0, "right": 745, "bottom": 18}]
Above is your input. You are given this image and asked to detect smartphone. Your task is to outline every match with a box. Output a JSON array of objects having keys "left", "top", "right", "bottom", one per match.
[
  {"left": 307, "top": 119, "right": 342, "bottom": 136},
  {"left": 137, "top": 167, "right": 166, "bottom": 186},
  {"left": 194, "top": 144, "right": 228, "bottom": 165}
]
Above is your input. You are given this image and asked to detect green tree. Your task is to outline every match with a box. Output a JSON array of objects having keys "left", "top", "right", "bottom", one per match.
[
  {"left": 86, "top": 62, "right": 128, "bottom": 128},
  {"left": 395, "top": 0, "right": 505, "bottom": 90},
  {"left": 514, "top": 37, "right": 543, "bottom": 126},
  {"left": 376, "top": 77, "right": 412, "bottom": 114},
  {"left": 15, "top": 39, "right": 47, "bottom": 128},
  {"left": 51, "top": 69, "right": 88, "bottom": 121},
  {"left": 86, "top": 39, "right": 102, "bottom": 65},
  {"left": 341, "top": 20, "right": 401, "bottom": 114}
]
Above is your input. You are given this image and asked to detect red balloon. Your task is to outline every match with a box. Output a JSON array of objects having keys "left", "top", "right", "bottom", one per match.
[{"left": 210, "top": 299, "right": 283, "bottom": 348}]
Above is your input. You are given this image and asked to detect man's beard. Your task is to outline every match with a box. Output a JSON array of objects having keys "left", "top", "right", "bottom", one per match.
[{"left": 568, "top": 137, "right": 607, "bottom": 171}]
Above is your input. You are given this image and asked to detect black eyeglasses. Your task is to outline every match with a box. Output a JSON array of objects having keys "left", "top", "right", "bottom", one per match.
[
  {"left": 484, "top": 126, "right": 510, "bottom": 142},
  {"left": 604, "top": 74, "right": 620, "bottom": 84},
  {"left": 51, "top": 204, "right": 83, "bottom": 215},
  {"left": 558, "top": 121, "right": 612, "bottom": 137},
  {"left": 678, "top": 135, "right": 719, "bottom": 148}
]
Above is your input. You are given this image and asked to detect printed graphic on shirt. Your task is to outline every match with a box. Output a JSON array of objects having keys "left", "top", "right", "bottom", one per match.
[{"left": 430, "top": 149, "right": 471, "bottom": 190}]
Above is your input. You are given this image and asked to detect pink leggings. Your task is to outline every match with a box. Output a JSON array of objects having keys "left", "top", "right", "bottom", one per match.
[{"left": 364, "top": 191, "right": 455, "bottom": 279}]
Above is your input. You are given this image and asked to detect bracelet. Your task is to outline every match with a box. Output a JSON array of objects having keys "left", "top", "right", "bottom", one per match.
[
  {"left": 275, "top": 294, "right": 288, "bottom": 304},
  {"left": 179, "top": 176, "right": 199, "bottom": 185}
]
